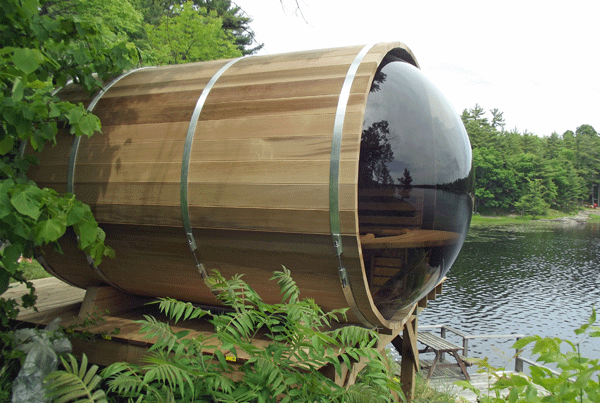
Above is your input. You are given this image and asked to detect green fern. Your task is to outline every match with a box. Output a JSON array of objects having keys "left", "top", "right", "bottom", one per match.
[
  {"left": 142, "top": 351, "right": 197, "bottom": 399},
  {"left": 101, "top": 362, "right": 147, "bottom": 399},
  {"left": 46, "top": 269, "right": 404, "bottom": 402},
  {"left": 270, "top": 267, "right": 299, "bottom": 304},
  {"left": 45, "top": 354, "right": 107, "bottom": 403},
  {"left": 154, "top": 298, "right": 209, "bottom": 323}
]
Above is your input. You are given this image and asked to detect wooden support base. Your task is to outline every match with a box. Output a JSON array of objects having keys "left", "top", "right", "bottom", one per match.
[
  {"left": 78, "top": 286, "right": 153, "bottom": 319},
  {"left": 396, "top": 315, "right": 419, "bottom": 401},
  {"left": 8, "top": 277, "right": 448, "bottom": 402}
]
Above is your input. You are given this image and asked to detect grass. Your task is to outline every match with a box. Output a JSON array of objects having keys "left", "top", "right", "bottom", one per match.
[
  {"left": 13, "top": 259, "right": 51, "bottom": 282},
  {"left": 470, "top": 208, "right": 587, "bottom": 227},
  {"left": 470, "top": 215, "right": 534, "bottom": 226},
  {"left": 412, "top": 374, "right": 464, "bottom": 403},
  {"left": 588, "top": 211, "right": 600, "bottom": 221}
]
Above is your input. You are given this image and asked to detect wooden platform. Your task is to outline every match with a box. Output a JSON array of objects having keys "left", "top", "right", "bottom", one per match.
[
  {"left": 5, "top": 277, "right": 232, "bottom": 367},
  {"left": 6, "top": 276, "right": 431, "bottom": 399}
]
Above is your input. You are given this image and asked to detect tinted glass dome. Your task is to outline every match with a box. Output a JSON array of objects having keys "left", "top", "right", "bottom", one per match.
[{"left": 359, "top": 54, "right": 473, "bottom": 319}]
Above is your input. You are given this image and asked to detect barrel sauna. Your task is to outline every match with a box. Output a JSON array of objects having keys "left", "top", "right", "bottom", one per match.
[{"left": 29, "top": 42, "right": 473, "bottom": 332}]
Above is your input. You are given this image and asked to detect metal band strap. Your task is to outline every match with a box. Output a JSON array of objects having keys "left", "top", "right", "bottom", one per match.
[
  {"left": 67, "top": 67, "right": 151, "bottom": 291},
  {"left": 68, "top": 68, "right": 150, "bottom": 193},
  {"left": 181, "top": 57, "right": 243, "bottom": 282},
  {"left": 330, "top": 44, "right": 378, "bottom": 329}
]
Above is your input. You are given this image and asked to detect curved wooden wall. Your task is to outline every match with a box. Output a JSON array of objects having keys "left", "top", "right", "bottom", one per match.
[{"left": 29, "top": 42, "right": 420, "bottom": 331}]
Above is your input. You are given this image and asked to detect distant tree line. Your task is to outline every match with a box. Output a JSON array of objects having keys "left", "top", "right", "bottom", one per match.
[{"left": 463, "top": 104, "right": 598, "bottom": 216}]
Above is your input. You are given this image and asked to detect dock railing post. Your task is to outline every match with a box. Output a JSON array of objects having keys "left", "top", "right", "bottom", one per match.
[{"left": 515, "top": 336, "right": 523, "bottom": 372}]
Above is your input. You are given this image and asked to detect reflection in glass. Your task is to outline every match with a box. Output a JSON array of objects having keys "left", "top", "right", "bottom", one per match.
[{"left": 359, "top": 54, "right": 474, "bottom": 319}]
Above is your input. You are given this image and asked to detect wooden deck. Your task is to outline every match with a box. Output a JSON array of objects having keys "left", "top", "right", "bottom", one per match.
[
  {"left": 5, "top": 277, "right": 234, "bottom": 367},
  {"left": 428, "top": 370, "right": 517, "bottom": 403}
]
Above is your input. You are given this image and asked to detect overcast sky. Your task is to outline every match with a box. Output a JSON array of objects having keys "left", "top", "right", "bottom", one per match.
[{"left": 233, "top": 0, "right": 599, "bottom": 137}]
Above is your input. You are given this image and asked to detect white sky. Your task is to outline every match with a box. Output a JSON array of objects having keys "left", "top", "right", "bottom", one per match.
[{"left": 233, "top": 0, "right": 599, "bottom": 137}]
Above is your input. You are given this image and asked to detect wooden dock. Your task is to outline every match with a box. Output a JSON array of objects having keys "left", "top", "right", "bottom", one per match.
[{"left": 428, "top": 369, "right": 517, "bottom": 403}]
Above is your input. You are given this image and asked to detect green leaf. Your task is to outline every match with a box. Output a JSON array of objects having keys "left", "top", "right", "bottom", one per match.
[
  {"left": 12, "top": 77, "right": 25, "bottom": 102},
  {"left": 2, "top": 243, "right": 24, "bottom": 274},
  {"left": 0, "top": 268, "right": 10, "bottom": 295},
  {"left": 34, "top": 217, "right": 66, "bottom": 244},
  {"left": 0, "top": 180, "right": 15, "bottom": 218},
  {"left": 512, "top": 335, "right": 539, "bottom": 350},
  {"left": 588, "top": 307, "right": 596, "bottom": 326},
  {"left": 66, "top": 203, "right": 86, "bottom": 226},
  {"left": 11, "top": 48, "right": 45, "bottom": 75},
  {"left": 78, "top": 113, "right": 101, "bottom": 137},
  {"left": 74, "top": 213, "right": 98, "bottom": 249},
  {"left": 0, "top": 135, "right": 16, "bottom": 156},
  {"left": 11, "top": 186, "right": 44, "bottom": 219}
]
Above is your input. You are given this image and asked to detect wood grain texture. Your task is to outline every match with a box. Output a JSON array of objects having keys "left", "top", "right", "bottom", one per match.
[{"left": 28, "top": 42, "right": 421, "bottom": 330}]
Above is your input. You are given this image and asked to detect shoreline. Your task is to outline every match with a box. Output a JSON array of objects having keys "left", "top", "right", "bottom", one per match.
[{"left": 471, "top": 208, "right": 600, "bottom": 226}]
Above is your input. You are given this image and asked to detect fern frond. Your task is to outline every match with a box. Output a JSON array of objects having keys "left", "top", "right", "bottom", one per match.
[
  {"left": 271, "top": 267, "right": 300, "bottom": 304},
  {"left": 156, "top": 298, "right": 209, "bottom": 323},
  {"left": 137, "top": 315, "right": 182, "bottom": 353},
  {"left": 337, "top": 382, "right": 382, "bottom": 403},
  {"left": 208, "top": 270, "right": 264, "bottom": 311},
  {"left": 215, "top": 309, "right": 264, "bottom": 344},
  {"left": 45, "top": 354, "right": 108, "bottom": 403},
  {"left": 142, "top": 351, "right": 197, "bottom": 399},
  {"left": 103, "top": 361, "right": 148, "bottom": 397},
  {"left": 333, "top": 325, "right": 377, "bottom": 347}
]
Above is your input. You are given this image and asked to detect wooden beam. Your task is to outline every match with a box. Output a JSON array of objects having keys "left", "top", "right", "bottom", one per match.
[
  {"left": 435, "top": 280, "right": 444, "bottom": 295},
  {"left": 399, "top": 315, "right": 419, "bottom": 402},
  {"left": 78, "top": 286, "right": 152, "bottom": 319},
  {"left": 427, "top": 288, "right": 437, "bottom": 301}
]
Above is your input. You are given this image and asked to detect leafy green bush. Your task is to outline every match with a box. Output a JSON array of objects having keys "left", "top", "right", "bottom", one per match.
[
  {"left": 46, "top": 269, "right": 404, "bottom": 402},
  {"left": 457, "top": 308, "right": 600, "bottom": 402}
]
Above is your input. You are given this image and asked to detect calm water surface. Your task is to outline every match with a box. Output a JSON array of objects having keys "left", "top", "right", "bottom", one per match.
[{"left": 417, "top": 221, "right": 600, "bottom": 369}]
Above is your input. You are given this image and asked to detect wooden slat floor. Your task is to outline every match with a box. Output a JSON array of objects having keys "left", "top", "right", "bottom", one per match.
[{"left": 6, "top": 277, "right": 85, "bottom": 323}]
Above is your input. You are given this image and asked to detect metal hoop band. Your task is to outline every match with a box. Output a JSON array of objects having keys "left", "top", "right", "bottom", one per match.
[
  {"left": 67, "top": 67, "right": 152, "bottom": 291},
  {"left": 181, "top": 58, "right": 243, "bottom": 285},
  {"left": 330, "top": 44, "right": 378, "bottom": 328}
]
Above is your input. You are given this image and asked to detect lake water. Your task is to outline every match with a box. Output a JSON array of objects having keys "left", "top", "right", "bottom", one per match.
[{"left": 416, "top": 221, "right": 600, "bottom": 371}]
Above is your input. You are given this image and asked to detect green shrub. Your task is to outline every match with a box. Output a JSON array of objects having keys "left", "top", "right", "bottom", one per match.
[
  {"left": 46, "top": 268, "right": 404, "bottom": 402},
  {"left": 457, "top": 308, "right": 600, "bottom": 402}
]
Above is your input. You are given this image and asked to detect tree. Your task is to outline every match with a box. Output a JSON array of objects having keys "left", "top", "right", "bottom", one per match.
[
  {"left": 358, "top": 120, "right": 394, "bottom": 187},
  {"left": 194, "top": 0, "right": 263, "bottom": 55},
  {"left": 144, "top": 1, "right": 242, "bottom": 65},
  {"left": 65, "top": 0, "right": 145, "bottom": 41},
  {"left": 514, "top": 178, "right": 550, "bottom": 218},
  {"left": 0, "top": 0, "right": 138, "bottom": 315},
  {"left": 472, "top": 147, "right": 518, "bottom": 213},
  {"left": 133, "top": 0, "right": 262, "bottom": 56},
  {"left": 490, "top": 108, "right": 505, "bottom": 130}
]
